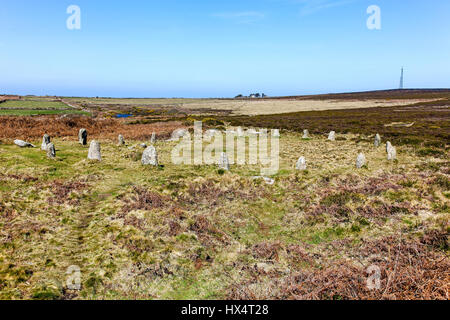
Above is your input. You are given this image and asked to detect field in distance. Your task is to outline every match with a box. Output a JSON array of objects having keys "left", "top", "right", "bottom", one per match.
[{"left": 61, "top": 89, "right": 450, "bottom": 117}]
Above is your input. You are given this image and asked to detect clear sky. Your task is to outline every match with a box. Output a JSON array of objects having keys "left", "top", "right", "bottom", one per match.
[{"left": 1, "top": 0, "right": 449, "bottom": 97}]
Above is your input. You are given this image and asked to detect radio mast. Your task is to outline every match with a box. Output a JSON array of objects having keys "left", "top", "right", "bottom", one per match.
[{"left": 399, "top": 67, "right": 404, "bottom": 89}]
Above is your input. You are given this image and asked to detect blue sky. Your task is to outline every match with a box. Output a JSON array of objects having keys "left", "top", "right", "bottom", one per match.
[{"left": 1, "top": 0, "right": 449, "bottom": 97}]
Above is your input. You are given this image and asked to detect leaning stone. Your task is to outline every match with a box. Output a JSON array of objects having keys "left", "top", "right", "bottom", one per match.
[
  {"left": 41, "top": 134, "right": 51, "bottom": 150},
  {"left": 150, "top": 132, "right": 156, "bottom": 144},
  {"left": 356, "top": 153, "right": 366, "bottom": 168},
  {"left": 87, "top": 140, "right": 102, "bottom": 161},
  {"left": 296, "top": 157, "right": 307, "bottom": 170},
  {"left": 387, "top": 146, "right": 397, "bottom": 161},
  {"left": 218, "top": 152, "right": 230, "bottom": 171},
  {"left": 118, "top": 134, "right": 125, "bottom": 146},
  {"left": 46, "top": 143, "right": 56, "bottom": 158},
  {"left": 14, "top": 140, "right": 36, "bottom": 148},
  {"left": 374, "top": 134, "right": 381, "bottom": 147},
  {"left": 328, "top": 131, "right": 336, "bottom": 141},
  {"left": 142, "top": 146, "right": 158, "bottom": 166},
  {"left": 303, "top": 130, "right": 310, "bottom": 139},
  {"left": 79, "top": 129, "right": 88, "bottom": 145}
]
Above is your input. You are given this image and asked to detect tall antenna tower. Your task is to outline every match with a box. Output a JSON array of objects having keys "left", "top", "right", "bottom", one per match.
[{"left": 399, "top": 67, "right": 404, "bottom": 89}]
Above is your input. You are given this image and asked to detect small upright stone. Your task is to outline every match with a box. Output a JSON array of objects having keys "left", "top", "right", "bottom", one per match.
[
  {"left": 46, "top": 143, "right": 56, "bottom": 158},
  {"left": 356, "top": 153, "right": 366, "bottom": 168},
  {"left": 118, "top": 134, "right": 125, "bottom": 146},
  {"left": 328, "top": 131, "right": 336, "bottom": 141},
  {"left": 41, "top": 134, "right": 51, "bottom": 150},
  {"left": 142, "top": 146, "right": 158, "bottom": 166},
  {"left": 386, "top": 141, "right": 392, "bottom": 153},
  {"left": 303, "top": 130, "right": 309, "bottom": 139},
  {"left": 236, "top": 127, "right": 244, "bottom": 137},
  {"left": 79, "top": 129, "right": 88, "bottom": 145},
  {"left": 296, "top": 157, "right": 307, "bottom": 170},
  {"left": 387, "top": 146, "right": 397, "bottom": 161},
  {"left": 150, "top": 132, "right": 156, "bottom": 144},
  {"left": 218, "top": 152, "right": 230, "bottom": 171},
  {"left": 374, "top": 134, "right": 381, "bottom": 147},
  {"left": 87, "top": 140, "right": 102, "bottom": 161},
  {"left": 272, "top": 129, "right": 280, "bottom": 137}
]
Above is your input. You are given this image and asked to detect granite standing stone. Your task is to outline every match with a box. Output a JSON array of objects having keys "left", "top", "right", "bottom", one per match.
[
  {"left": 356, "top": 153, "right": 366, "bottom": 168},
  {"left": 296, "top": 157, "right": 307, "bottom": 170},
  {"left": 374, "top": 134, "right": 381, "bottom": 147},
  {"left": 386, "top": 141, "right": 392, "bottom": 153},
  {"left": 387, "top": 146, "right": 397, "bottom": 161},
  {"left": 88, "top": 140, "right": 102, "bottom": 161},
  {"left": 41, "top": 134, "right": 51, "bottom": 150},
  {"left": 79, "top": 129, "right": 88, "bottom": 145},
  {"left": 218, "top": 152, "right": 230, "bottom": 171},
  {"left": 142, "top": 146, "right": 158, "bottom": 166},
  {"left": 303, "top": 130, "right": 310, "bottom": 139},
  {"left": 150, "top": 132, "right": 156, "bottom": 144},
  {"left": 118, "top": 134, "right": 125, "bottom": 146},
  {"left": 46, "top": 143, "right": 56, "bottom": 158},
  {"left": 328, "top": 131, "right": 336, "bottom": 141}
]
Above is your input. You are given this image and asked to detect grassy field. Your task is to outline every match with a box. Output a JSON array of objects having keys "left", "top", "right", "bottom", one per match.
[
  {"left": 0, "top": 100, "right": 89, "bottom": 116},
  {"left": 0, "top": 90, "right": 448, "bottom": 300},
  {"left": 59, "top": 89, "right": 450, "bottom": 117},
  {"left": 0, "top": 129, "right": 448, "bottom": 299}
]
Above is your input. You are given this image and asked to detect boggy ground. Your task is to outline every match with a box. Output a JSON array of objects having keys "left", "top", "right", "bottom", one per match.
[{"left": 0, "top": 129, "right": 448, "bottom": 300}]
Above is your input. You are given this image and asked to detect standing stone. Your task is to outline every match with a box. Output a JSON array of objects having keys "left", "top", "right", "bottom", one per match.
[
  {"left": 296, "top": 157, "right": 307, "bottom": 170},
  {"left": 141, "top": 146, "right": 158, "bottom": 166},
  {"left": 387, "top": 146, "right": 397, "bottom": 161},
  {"left": 356, "top": 153, "right": 366, "bottom": 168},
  {"left": 118, "top": 134, "right": 125, "bottom": 146},
  {"left": 272, "top": 129, "right": 280, "bottom": 137},
  {"left": 79, "top": 129, "right": 88, "bottom": 145},
  {"left": 218, "top": 152, "right": 230, "bottom": 171},
  {"left": 374, "top": 134, "right": 381, "bottom": 147},
  {"left": 87, "top": 140, "right": 102, "bottom": 161},
  {"left": 46, "top": 143, "right": 56, "bottom": 158},
  {"left": 41, "top": 134, "right": 51, "bottom": 150},
  {"left": 303, "top": 130, "right": 310, "bottom": 139},
  {"left": 150, "top": 132, "right": 156, "bottom": 144},
  {"left": 386, "top": 141, "right": 392, "bottom": 153},
  {"left": 236, "top": 127, "right": 244, "bottom": 137},
  {"left": 328, "top": 131, "right": 336, "bottom": 141}
]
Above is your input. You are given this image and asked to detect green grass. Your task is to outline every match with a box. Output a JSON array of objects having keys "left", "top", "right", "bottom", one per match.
[
  {"left": 0, "top": 109, "right": 89, "bottom": 116},
  {"left": 0, "top": 131, "right": 448, "bottom": 300},
  {"left": 0, "top": 100, "right": 70, "bottom": 110},
  {"left": 0, "top": 100, "right": 89, "bottom": 116}
]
